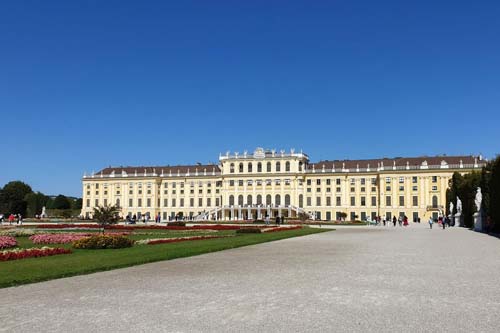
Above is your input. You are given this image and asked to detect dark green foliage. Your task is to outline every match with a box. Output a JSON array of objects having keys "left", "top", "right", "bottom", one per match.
[
  {"left": 167, "top": 222, "right": 186, "bottom": 227},
  {"left": 489, "top": 157, "right": 500, "bottom": 233},
  {"left": 72, "top": 198, "right": 83, "bottom": 210},
  {"left": 92, "top": 205, "right": 120, "bottom": 232},
  {"left": 52, "top": 195, "right": 72, "bottom": 210},
  {"left": 0, "top": 181, "right": 33, "bottom": 215},
  {"left": 236, "top": 228, "right": 262, "bottom": 234},
  {"left": 73, "top": 235, "right": 134, "bottom": 249},
  {"left": 24, "top": 192, "right": 49, "bottom": 217}
]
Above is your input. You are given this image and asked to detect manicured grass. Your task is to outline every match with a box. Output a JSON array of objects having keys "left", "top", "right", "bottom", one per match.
[{"left": 0, "top": 227, "right": 330, "bottom": 288}]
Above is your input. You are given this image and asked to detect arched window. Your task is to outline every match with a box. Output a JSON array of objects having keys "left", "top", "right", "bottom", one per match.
[
  {"left": 257, "top": 195, "right": 262, "bottom": 205},
  {"left": 116, "top": 198, "right": 120, "bottom": 207},
  {"left": 229, "top": 195, "right": 235, "bottom": 206},
  {"left": 238, "top": 195, "right": 243, "bottom": 206},
  {"left": 257, "top": 162, "right": 262, "bottom": 172},
  {"left": 432, "top": 195, "right": 438, "bottom": 207},
  {"left": 248, "top": 162, "right": 253, "bottom": 173},
  {"left": 230, "top": 163, "right": 235, "bottom": 173},
  {"left": 285, "top": 161, "right": 290, "bottom": 172},
  {"left": 247, "top": 195, "right": 252, "bottom": 205},
  {"left": 299, "top": 161, "right": 303, "bottom": 171},
  {"left": 239, "top": 163, "right": 244, "bottom": 173},
  {"left": 276, "top": 162, "right": 281, "bottom": 172},
  {"left": 267, "top": 162, "right": 272, "bottom": 172},
  {"left": 299, "top": 194, "right": 304, "bottom": 208},
  {"left": 275, "top": 194, "right": 281, "bottom": 206},
  {"left": 285, "top": 194, "right": 290, "bottom": 206},
  {"left": 266, "top": 194, "right": 272, "bottom": 205}
]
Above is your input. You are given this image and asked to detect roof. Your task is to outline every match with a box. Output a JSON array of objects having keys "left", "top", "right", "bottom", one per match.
[{"left": 96, "top": 164, "right": 219, "bottom": 176}]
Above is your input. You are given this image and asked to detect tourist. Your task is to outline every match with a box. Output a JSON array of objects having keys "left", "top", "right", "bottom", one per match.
[
  {"left": 392, "top": 216, "right": 397, "bottom": 227},
  {"left": 403, "top": 215, "right": 408, "bottom": 226},
  {"left": 17, "top": 214, "right": 22, "bottom": 225},
  {"left": 8, "top": 214, "right": 15, "bottom": 225},
  {"left": 383, "top": 218, "right": 386, "bottom": 226},
  {"left": 442, "top": 217, "right": 446, "bottom": 229},
  {"left": 276, "top": 216, "right": 280, "bottom": 225},
  {"left": 265, "top": 214, "right": 270, "bottom": 225},
  {"left": 428, "top": 217, "right": 434, "bottom": 229},
  {"left": 398, "top": 216, "right": 402, "bottom": 227}
]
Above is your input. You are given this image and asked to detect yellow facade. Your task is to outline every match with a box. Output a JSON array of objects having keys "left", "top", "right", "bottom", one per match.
[{"left": 81, "top": 148, "right": 485, "bottom": 222}]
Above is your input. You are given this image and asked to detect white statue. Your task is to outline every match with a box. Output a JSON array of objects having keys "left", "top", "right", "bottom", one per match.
[
  {"left": 41, "top": 206, "right": 47, "bottom": 218},
  {"left": 449, "top": 201, "right": 454, "bottom": 215},
  {"left": 456, "top": 196, "right": 462, "bottom": 214},
  {"left": 475, "top": 187, "right": 482, "bottom": 213}
]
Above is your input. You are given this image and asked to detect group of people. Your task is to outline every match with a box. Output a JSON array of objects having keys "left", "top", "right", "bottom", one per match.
[
  {"left": 428, "top": 216, "right": 451, "bottom": 229},
  {"left": 264, "top": 215, "right": 284, "bottom": 226},
  {"left": 0, "top": 213, "right": 23, "bottom": 225},
  {"left": 372, "top": 215, "right": 411, "bottom": 227}
]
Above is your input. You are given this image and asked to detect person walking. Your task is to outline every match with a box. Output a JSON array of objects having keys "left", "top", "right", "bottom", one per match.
[
  {"left": 265, "top": 214, "right": 270, "bottom": 226},
  {"left": 428, "top": 217, "right": 434, "bottom": 229},
  {"left": 8, "top": 214, "right": 15, "bottom": 225},
  {"left": 442, "top": 217, "right": 446, "bottom": 229},
  {"left": 398, "top": 216, "right": 402, "bottom": 227},
  {"left": 276, "top": 216, "right": 280, "bottom": 225},
  {"left": 392, "top": 216, "right": 397, "bottom": 227},
  {"left": 403, "top": 215, "right": 408, "bottom": 226}
]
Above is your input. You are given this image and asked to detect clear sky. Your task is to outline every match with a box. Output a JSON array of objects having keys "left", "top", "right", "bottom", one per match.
[{"left": 1, "top": 0, "right": 499, "bottom": 197}]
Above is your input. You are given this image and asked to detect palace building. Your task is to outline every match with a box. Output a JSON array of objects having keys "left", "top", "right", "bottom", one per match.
[{"left": 81, "top": 148, "right": 486, "bottom": 222}]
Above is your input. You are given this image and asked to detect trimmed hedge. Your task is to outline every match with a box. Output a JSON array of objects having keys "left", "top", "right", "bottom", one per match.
[
  {"left": 236, "top": 228, "right": 262, "bottom": 234},
  {"left": 73, "top": 235, "right": 134, "bottom": 249}
]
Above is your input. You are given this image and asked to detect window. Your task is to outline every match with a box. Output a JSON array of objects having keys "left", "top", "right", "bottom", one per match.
[
  {"left": 326, "top": 187, "right": 331, "bottom": 192},
  {"left": 412, "top": 176, "right": 418, "bottom": 183},
  {"left": 164, "top": 190, "right": 168, "bottom": 195},
  {"left": 86, "top": 199, "right": 90, "bottom": 207},
  {"left": 229, "top": 195, "right": 235, "bottom": 206},
  {"left": 239, "top": 163, "right": 244, "bottom": 173},
  {"left": 172, "top": 198, "right": 176, "bottom": 207},
  {"left": 230, "top": 163, "right": 235, "bottom": 173},
  {"left": 247, "top": 195, "right": 253, "bottom": 205},
  {"left": 198, "top": 198, "right": 202, "bottom": 207},
  {"left": 138, "top": 199, "right": 142, "bottom": 207},
  {"left": 432, "top": 195, "right": 438, "bottom": 207},
  {"left": 399, "top": 196, "right": 404, "bottom": 206},
  {"left": 432, "top": 176, "right": 437, "bottom": 183},
  {"left": 326, "top": 179, "right": 331, "bottom": 185},
  {"left": 316, "top": 179, "right": 321, "bottom": 185},
  {"left": 257, "top": 162, "right": 262, "bottom": 172},
  {"left": 412, "top": 196, "right": 418, "bottom": 206},
  {"left": 371, "top": 196, "right": 376, "bottom": 206},
  {"left": 336, "top": 196, "right": 341, "bottom": 206},
  {"left": 350, "top": 178, "right": 355, "bottom": 185},
  {"left": 299, "top": 161, "right": 303, "bottom": 171},
  {"left": 238, "top": 195, "right": 244, "bottom": 206},
  {"left": 399, "top": 177, "right": 404, "bottom": 183},
  {"left": 129, "top": 198, "right": 133, "bottom": 207},
  {"left": 350, "top": 187, "right": 355, "bottom": 192},
  {"left": 95, "top": 184, "right": 99, "bottom": 189},
  {"left": 256, "top": 195, "right": 262, "bottom": 205},
  {"left": 198, "top": 189, "right": 202, "bottom": 194},
  {"left": 87, "top": 191, "right": 90, "bottom": 195},
  {"left": 385, "top": 177, "right": 391, "bottom": 183},
  {"left": 316, "top": 187, "right": 321, "bottom": 192},
  {"left": 336, "top": 179, "right": 341, "bottom": 185},
  {"left": 306, "top": 197, "right": 312, "bottom": 206},
  {"left": 276, "top": 162, "right": 281, "bottom": 172},
  {"left": 104, "top": 190, "right": 108, "bottom": 195},
  {"left": 386, "top": 196, "right": 391, "bottom": 206},
  {"left": 412, "top": 185, "right": 417, "bottom": 191},
  {"left": 350, "top": 197, "right": 355, "bottom": 206},
  {"left": 372, "top": 187, "right": 376, "bottom": 192},
  {"left": 361, "top": 187, "right": 365, "bottom": 192},
  {"left": 275, "top": 195, "right": 281, "bottom": 205},
  {"left": 360, "top": 178, "right": 366, "bottom": 185},
  {"left": 238, "top": 180, "right": 243, "bottom": 186},
  {"left": 266, "top": 195, "right": 272, "bottom": 205},
  {"left": 147, "top": 198, "right": 151, "bottom": 207},
  {"left": 285, "top": 161, "right": 290, "bottom": 172},
  {"left": 95, "top": 199, "right": 99, "bottom": 206},
  {"left": 316, "top": 197, "right": 321, "bottom": 206},
  {"left": 207, "top": 198, "right": 211, "bottom": 207},
  {"left": 326, "top": 197, "right": 331, "bottom": 206},
  {"left": 267, "top": 162, "right": 271, "bottom": 172},
  {"left": 164, "top": 198, "right": 168, "bottom": 207},
  {"left": 399, "top": 186, "right": 404, "bottom": 191},
  {"left": 336, "top": 187, "right": 341, "bottom": 192},
  {"left": 180, "top": 198, "right": 184, "bottom": 207},
  {"left": 361, "top": 197, "right": 366, "bottom": 206},
  {"left": 248, "top": 162, "right": 253, "bottom": 173},
  {"left": 307, "top": 188, "right": 311, "bottom": 193},
  {"left": 299, "top": 194, "right": 303, "bottom": 207},
  {"left": 229, "top": 180, "right": 234, "bottom": 186},
  {"left": 307, "top": 179, "right": 312, "bottom": 185},
  {"left": 371, "top": 178, "right": 377, "bottom": 185},
  {"left": 432, "top": 186, "right": 437, "bottom": 191},
  {"left": 190, "top": 198, "right": 194, "bottom": 207},
  {"left": 386, "top": 186, "right": 391, "bottom": 192}
]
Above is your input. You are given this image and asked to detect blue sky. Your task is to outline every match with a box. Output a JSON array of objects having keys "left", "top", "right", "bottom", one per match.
[{"left": 1, "top": 0, "right": 499, "bottom": 197}]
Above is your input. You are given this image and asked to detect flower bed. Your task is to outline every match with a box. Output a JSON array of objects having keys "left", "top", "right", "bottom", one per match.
[
  {"left": 0, "top": 247, "right": 72, "bottom": 261},
  {"left": 30, "top": 233, "right": 91, "bottom": 244},
  {"left": 0, "top": 229, "right": 37, "bottom": 237},
  {"left": 136, "top": 235, "right": 225, "bottom": 245},
  {"left": 0, "top": 236, "right": 17, "bottom": 249},
  {"left": 28, "top": 224, "right": 244, "bottom": 231},
  {"left": 73, "top": 235, "right": 134, "bottom": 249},
  {"left": 262, "top": 226, "right": 302, "bottom": 233}
]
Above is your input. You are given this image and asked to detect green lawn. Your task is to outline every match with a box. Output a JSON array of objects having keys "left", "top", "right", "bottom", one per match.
[{"left": 0, "top": 227, "right": 330, "bottom": 288}]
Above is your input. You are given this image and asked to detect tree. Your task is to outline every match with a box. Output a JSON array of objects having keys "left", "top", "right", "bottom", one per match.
[
  {"left": 489, "top": 156, "right": 500, "bottom": 233},
  {"left": 52, "top": 195, "right": 72, "bottom": 210},
  {"left": 92, "top": 205, "right": 121, "bottom": 233},
  {"left": 72, "top": 198, "right": 83, "bottom": 210},
  {"left": 0, "top": 181, "right": 33, "bottom": 215},
  {"left": 24, "top": 192, "right": 49, "bottom": 217}
]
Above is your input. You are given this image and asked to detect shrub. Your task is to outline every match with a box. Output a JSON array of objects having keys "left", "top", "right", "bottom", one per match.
[
  {"left": 236, "top": 228, "right": 262, "bottom": 234},
  {"left": 167, "top": 222, "right": 186, "bottom": 227},
  {"left": 0, "top": 236, "right": 17, "bottom": 249},
  {"left": 73, "top": 235, "right": 134, "bottom": 249}
]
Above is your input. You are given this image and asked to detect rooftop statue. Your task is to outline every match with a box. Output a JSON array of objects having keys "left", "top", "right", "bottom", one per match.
[{"left": 456, "top": 196, "right": 462, "bottom": 214}]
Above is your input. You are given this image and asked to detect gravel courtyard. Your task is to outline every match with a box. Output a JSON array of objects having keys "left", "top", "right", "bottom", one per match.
[{"left": 1, "top": 224, "right": 499, "bottom": 332}]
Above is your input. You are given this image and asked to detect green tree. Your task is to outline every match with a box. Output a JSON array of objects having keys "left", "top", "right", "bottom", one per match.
[
  {"left": 93, "top": 204, "right": 121, "bottom": 233},
  {"left": 24, "top": 192, "right": 49, "bottom": 217},
  {"left": 72, "top": 198, "right": 83, "bottom": 210},
  {"left": 52, "top": 195, "right": 72, "bottom": 210},
  {"left": 0, "top": 181, "right": 33, "bottom": 215},
  {"left": 489, "top": 156, "right": 500, "bottom": 233}
]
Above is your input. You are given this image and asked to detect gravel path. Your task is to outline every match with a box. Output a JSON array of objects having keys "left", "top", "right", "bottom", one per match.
[{"left": 1, "top": 224, "right": 499, "bottom": 332}]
